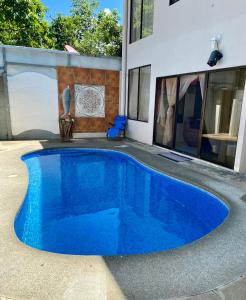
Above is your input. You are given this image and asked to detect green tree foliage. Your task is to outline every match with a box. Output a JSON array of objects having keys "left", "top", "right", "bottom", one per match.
[
  {"left": 0, "top": 0, "right": 122, "bottom": 57},
  {"left": 71, "top": 0, "right": 99, "bottom": 37},
  {"left": 75, "top": 8, "right": 122, "bottom": 56},
  {"left": 52, "top": 0, "right": 122, "bottom": 56},
  {"left": 0, "top": 0, "right": 52, "bottom": 48},
  {"left": 49, "top": 15, "right": 76, "bottom": 50}
]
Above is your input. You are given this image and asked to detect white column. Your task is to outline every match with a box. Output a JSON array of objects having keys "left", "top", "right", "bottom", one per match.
[
  {"left": 234, "top": 84, "right": 246, "bottom": 173},
  {"left": 119, "top": 0, "right": 129, "bottom": 115}
]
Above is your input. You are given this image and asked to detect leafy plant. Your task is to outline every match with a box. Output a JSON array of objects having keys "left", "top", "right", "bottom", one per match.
[
  {"left": 0, "top": 0, "right": 52, "bottom": 48},
  {"left": 0, "top": 0, "right": 122, "bottom": 57}
]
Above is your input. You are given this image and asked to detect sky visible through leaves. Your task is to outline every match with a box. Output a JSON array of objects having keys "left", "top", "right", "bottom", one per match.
[{"left": 41, "top": 0, "right": 123, "bottom": 22}]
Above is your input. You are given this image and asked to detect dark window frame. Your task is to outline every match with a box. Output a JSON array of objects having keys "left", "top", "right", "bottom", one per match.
[
  {"left": 170, "top": 0, "right": 180, "bottom": 5},
  {"left": 130, "top": 0, "right": 154, "bottom": 44},
  {"left": 128, "top": 64, "right": 151, "bottom": 123}
]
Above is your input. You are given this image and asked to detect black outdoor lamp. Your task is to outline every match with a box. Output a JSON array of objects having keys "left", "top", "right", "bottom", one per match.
[{"left": 207, "top": 36, "right": 223, "bottom": 67}]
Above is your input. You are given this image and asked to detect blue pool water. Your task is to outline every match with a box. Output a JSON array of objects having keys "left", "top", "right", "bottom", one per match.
[{"left": 14, "top": 149, "right": 229, "bottom": 255}]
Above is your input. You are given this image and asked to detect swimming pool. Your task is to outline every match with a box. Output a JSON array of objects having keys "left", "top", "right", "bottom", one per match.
[{"left": 14, "top": 148, "right": 229, "bottom": 255}]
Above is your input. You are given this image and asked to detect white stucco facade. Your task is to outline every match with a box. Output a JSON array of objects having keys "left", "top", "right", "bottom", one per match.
[{"left": 123, "top": 0, "right": 246, "bottom": 172}]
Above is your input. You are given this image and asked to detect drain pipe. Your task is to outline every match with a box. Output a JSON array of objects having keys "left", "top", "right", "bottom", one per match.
[{"left": 120, "top": 0, "right": 128, "bottom": 115}]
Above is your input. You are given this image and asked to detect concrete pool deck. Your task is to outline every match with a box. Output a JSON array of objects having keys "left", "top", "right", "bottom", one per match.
[{"left": 0, "top": 139, "right": 246, "bottom": 300}]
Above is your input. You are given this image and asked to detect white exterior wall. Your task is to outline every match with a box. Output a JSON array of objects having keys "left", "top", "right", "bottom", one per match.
[
  {"left": 7, "top": 65, "right": 59, "bottom": 137},
  {"left": 124, "top": 0, "right": 246, "bottom": 172}
]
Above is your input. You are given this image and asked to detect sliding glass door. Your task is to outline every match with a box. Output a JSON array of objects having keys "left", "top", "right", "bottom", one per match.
[
  {"left": 154, "top": 67, "right": 245, "bottom": 169},
  {"left": 174, "top": 74, "right": 205, "bottom": 156},
  {"left": 154, "top": 73, "right": 205, "bottom": 156}
]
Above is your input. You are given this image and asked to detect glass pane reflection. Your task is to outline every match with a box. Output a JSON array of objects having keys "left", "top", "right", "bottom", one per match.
[{"left": 201, "top": 69, "right": 246, "bottom": 168}]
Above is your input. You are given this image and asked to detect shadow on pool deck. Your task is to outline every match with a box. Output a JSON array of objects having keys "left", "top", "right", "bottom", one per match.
[
  {"left": 0, "top": 138, "right": 246, "bottom": 300},
  {"left": 38, "top": 138, "right": 246, "bottom": 299}
]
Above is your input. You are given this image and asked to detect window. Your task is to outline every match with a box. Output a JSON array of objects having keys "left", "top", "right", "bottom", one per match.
[
  {"left": 128, "top": 65, "right": 151, "bottom": 122},
  {"left": 130, "top": 0, "right": 154, "bottom": 43},
  {"left": 170, "top": 0, "right": 180, "bottom": 5}
]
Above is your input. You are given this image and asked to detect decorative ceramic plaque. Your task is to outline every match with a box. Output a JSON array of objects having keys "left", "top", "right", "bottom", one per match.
[{"left": 75, "top": 84, "right": 105, "bottom": 117}]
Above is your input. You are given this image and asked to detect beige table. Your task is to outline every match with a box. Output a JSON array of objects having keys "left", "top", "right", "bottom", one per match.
[
  {"left": 202, "top": 133, "right": 238, "bottom": 162},
  {"left": 202, "top": 133, "right": 238, "bottom": 142}
]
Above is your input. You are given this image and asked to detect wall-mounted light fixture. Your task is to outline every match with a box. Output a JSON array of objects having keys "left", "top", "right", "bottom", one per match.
[{"left": 207, "top": 35, "right": 223, "bottom": 67}]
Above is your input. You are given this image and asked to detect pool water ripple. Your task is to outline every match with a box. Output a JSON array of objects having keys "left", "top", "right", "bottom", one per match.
[{"left": 14, "top": 149, "right": 229, "bottom": 255}]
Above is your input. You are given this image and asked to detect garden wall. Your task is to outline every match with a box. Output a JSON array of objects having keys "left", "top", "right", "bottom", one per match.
[{"left": 0, "top": 45, "right": 121, "bottom": 140}]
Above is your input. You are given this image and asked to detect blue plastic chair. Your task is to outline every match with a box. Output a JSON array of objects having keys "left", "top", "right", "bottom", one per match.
[{"left": 106, "top": 115, "right": 127, "bottom": 139}]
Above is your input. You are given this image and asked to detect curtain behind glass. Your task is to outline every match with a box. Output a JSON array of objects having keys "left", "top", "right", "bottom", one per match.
[
  {"left": 128, "top": 69, "right": 139, "bottom": 119},
  {"left": 142, "top": 0, "right": 154, "bottom": 38},
  {"left": 179, "top": 74, "right": 205, "bottom": 100},
  {"left": 163, "top": 77, "right": 178, "bottom": 146},
  {"left": 138, "top": 66, "right": 151, "bottom": 121},
  {"left": 155, "top": 78, "right": 177, "bottom": 147},
  {"left": 156, "top": 79, "right": 167, "bottom": 127},
  {"left": 154, "top": 79, "right": 166, "bottom": 144},
  {"left": 130, "top": 0, "right": 141, "bottom": 43}
]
